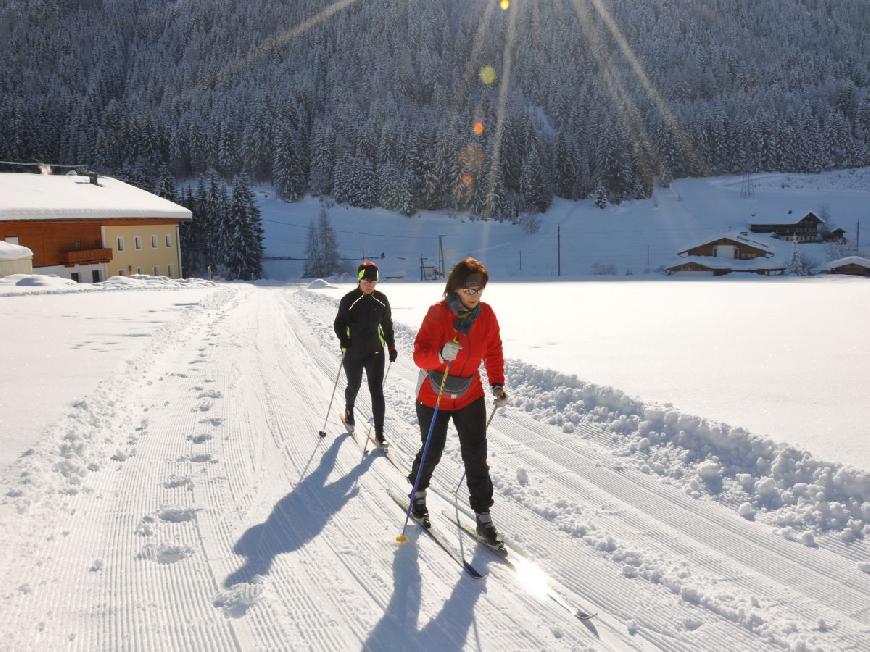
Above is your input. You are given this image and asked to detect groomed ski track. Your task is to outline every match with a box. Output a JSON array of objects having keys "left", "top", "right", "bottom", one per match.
[{"left": 1, "top": 283, "right": 868, "bottom": 651}]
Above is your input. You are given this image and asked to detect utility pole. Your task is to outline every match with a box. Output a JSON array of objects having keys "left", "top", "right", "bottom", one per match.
[
  {"left": 420, "top": 256, "right": 425, "bottom": 281},
  {"left": 857, "top": 220, "right": 861, "bottom": 254},
  {"left": 519, "top": 250, "right": 522, "bottom": 272},
  {"left": 437, "top": 235, "right": 445, "bottom": 277},
  {"left": 557, "top": 224, "right": 561, "bottom": 277}
]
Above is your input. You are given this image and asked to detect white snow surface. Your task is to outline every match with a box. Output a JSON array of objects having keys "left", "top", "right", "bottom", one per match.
[
  {"left": 0, "top": 241, "right": 33, "bottom": 260},
  {"left": 0, "top": 173, "right": 192, "bottom": 221},
  {"left": 1, "top": 281, "right": 868, "bottom": 651}
]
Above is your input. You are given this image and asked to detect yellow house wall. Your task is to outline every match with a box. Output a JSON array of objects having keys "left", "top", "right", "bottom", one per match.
[{"left": 103, "top": 224, "right": 182, "bottom": 278}]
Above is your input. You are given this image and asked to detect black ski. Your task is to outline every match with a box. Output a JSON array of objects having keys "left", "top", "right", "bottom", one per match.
[
  {"left": 444, "top": 509, "right": 596, "bottom": 621},
  {"left": 388, "top": 489, "right": 485, "bottom": 579}
]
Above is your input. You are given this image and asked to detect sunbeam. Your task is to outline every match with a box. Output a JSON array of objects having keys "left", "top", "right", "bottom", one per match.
[
  {"left": 165, "top": 0, "right": 358, "bottom": 111},
  {"left": 586, "top": 0, "right": 709, "bottom": 176},
  {"left": 568, "top": 0, "right": 662, "bottom": 180}
]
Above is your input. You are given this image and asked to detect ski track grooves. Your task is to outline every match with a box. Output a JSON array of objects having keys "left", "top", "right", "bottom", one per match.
[
  {"left": 288, "top": 286, "right": 870, "bottom": 652},
  {"left": 7, "top": 285, "right": 866, "bottom": 650},
  {"left": 271, "top": 288, "right": 593, "bottom": 651},
  {"left": 284, "top": 288, "right": 652, "bottom": 651},
  {"left": 503, "top": 411, "right": 870, "bottom": 633}
]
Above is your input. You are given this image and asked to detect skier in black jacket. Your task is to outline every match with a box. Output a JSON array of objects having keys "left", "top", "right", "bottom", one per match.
[{"left": 333, "top": 261, "right": 397, "bottom": 447}]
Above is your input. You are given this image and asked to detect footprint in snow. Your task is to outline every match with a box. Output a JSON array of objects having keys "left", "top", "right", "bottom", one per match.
[
  {"left": 189, "top": 434, "right": 212, "bottom": 444},
  {"left": 137, "top": 543, "right": 194, "bottom": 564},
  {"left": 158, "top": 507, "right": 196, "bottom": 523},
  {"left": 214, "top": 579, "right": 265, "bottom": 618},
  {"left": 163, "top": 475, "right": 194, "bottom": 490}
]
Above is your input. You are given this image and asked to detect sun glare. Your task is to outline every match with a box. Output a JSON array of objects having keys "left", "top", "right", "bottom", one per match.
[
  {"left": 513, "top": 557, "right": 550, "bottom": 602},
  {"left": 479, "top": 66, "right": 497, "bottom": 85}
]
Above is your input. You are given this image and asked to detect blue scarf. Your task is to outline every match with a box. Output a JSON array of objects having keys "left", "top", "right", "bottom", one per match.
[{"left": 445, "top": 292, "right": 481, "bottom": 335}]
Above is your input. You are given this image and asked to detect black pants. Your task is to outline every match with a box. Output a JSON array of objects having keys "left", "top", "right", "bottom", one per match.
[
  {"left": 343, "top": 349, "right": 385, "bottom": 435},
  {"left": 409, "top": 396, "right": 493, "bottom": 513}
]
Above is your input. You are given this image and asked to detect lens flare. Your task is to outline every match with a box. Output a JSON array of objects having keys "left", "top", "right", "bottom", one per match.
[
  {"left": 479, "top": 66, "right": 497, "bottom": 85},
  {"left": 473, "top": 120, "right": 485, "bottom": 136},
  {"left": 500, "top": 0, "right": 510, "bottom": 9}
]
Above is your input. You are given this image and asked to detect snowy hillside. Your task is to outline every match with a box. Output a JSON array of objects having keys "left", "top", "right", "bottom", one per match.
[
  {"left": 260, "top": 167, "right": 870, "bottom": 281},
  {"left": 1, "top": 282, "right": 868, "bottom": 650}
]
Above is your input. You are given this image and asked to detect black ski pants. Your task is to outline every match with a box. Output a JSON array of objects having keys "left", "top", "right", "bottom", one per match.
[
  {"left": 409, "top": 396, "right": 493, "bottom": 513},
  {"left": 343, "top": 348, "right": 385, "bottom": 435}
]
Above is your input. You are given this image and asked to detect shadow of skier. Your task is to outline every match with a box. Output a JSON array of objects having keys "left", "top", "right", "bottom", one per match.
[
  {"left": 365, "top": 531, "right": 489, "bottom": 651},
  {"left": 224, "top": 434, "right": 375, "bottom": 588}
]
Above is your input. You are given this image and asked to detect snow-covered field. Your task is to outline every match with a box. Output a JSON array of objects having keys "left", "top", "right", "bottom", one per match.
[{"left": 2, "top": 281, "right": 868, "bottom": 651}]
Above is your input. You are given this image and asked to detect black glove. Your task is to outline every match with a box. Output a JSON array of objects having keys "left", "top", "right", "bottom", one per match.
[
  {"left": 339, "top": 337, "right": 351, "bottom": 352},
  {"left": 388, "top": 347, "right": 398, "bottom": 363}
]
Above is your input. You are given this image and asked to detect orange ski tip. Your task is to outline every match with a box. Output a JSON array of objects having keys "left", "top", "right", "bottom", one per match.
[{"left": 395, "top": 535, "right": 407, "bottom": 544}]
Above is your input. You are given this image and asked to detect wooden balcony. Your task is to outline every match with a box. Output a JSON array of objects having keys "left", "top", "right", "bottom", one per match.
[{"left": 61, "top": 248, "right": 113, "bottom": 266}]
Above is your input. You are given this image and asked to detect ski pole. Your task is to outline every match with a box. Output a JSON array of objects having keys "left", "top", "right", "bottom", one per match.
[
  {"left": 361, "top": 360, "right": 392, "bottom": 460},
  {"left": 396, "top": 353, "right": 455, "bottom": 544},
  {"left": 318, "top": 353, "right": 344, "bottom": 438}
]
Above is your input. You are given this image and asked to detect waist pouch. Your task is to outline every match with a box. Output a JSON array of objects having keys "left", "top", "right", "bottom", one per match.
[{"left": 426, "top": 370, "right": 474, "bottom": 398}]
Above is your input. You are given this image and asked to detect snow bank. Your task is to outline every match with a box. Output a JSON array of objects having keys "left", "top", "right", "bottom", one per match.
[
  {"left": 0, "top": 241, "right": 32, "bottom": 260},
  {"left": 0, "top": 274, "right": 215, "bottom": 296},
  {"left": 504, "top": 360, "right": 869, "bottom": 544}
]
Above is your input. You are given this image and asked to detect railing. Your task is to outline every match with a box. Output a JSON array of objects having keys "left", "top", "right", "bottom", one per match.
[{"left": 61, "top": 248, "right": 113, "bottom": 265}]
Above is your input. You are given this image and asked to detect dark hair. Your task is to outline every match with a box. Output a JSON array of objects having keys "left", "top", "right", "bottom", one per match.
[
  {"left": 357, "top": 260, "right": 379, "bottom": 282},
  {"left": 443, "top": 257, "right": 488, "bottom": 297}
]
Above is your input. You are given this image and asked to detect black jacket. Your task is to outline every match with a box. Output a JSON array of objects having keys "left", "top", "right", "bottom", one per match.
[{"left": 334, "top": 288, "right": 395, "bottom": 355}]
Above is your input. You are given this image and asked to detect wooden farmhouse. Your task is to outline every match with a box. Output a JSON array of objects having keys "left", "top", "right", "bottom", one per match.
[
  {"left": 0, "top": 172, "right": 191, "bottom": 282},
  {"left": 749, "top": 211, "right": 825, "bottom": 242},
  {"left": 666, "top": 232, "right": 785, "bottom": 276},
  {"left": 817, "top": 256, "right": 870, "bottom": 277}
]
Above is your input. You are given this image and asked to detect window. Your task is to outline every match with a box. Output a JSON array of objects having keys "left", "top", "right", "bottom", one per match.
[
  {"left": 118, "top": 270, "right": 124, "bottom": 276},
  {"left": 92, "top": 270, "right": 101, "bottom": 282},
  {"left": 153, "top": 265, "right": 159, "bottom": 276},
  {"left": 135, "top": 236, "right": 142, "bottom": 250},
  {"left": 4, "top": 236, "right": 19, "bottom": 244},
  {"left": 74, "top": 241, "right": 81, "bottom": 251},
  {"left": 165, "top": 234, "right": 172, "bottom": 247},
  {"left": 137, "top": 267, "right": 143, "bottom": 274},
  {"left": 167, "top": 264, "right": 173, "bottom": 277},
  {"left": 70, "top": 272, "right": 80, "bottom": 283},
  {"left": 117, "top": 237, "right": 124, "bottom": 251},
  {"left": 151, "top": 235, "right": 158, "bottom": 248}
]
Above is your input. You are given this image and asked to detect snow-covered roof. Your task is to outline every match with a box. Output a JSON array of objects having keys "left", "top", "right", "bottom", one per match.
[
  {"left": 0, "top": 173, "right": 192, "bottom": 221},
  {"left": 0, "top": 240, "right": 33, "bottom": 260},
  {"left": 750, "top": 211, "right": 823, "bottom": 226},
  {"left": 666, "top": 255, "right": 786, "bottom": 272},
  {"left": 677, "top": 231, "right": 774, "bottom": 256},
  {"left": 817, "top": 256, "right": 870, "bottom": 271}
]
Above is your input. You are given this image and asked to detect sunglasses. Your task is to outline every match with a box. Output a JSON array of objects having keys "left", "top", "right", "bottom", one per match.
[{"left": 460, "top": 287, "right": 483, "bottom": 296}]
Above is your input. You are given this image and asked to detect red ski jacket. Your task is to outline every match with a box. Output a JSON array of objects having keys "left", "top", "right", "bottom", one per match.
[{"left": 413, "top": 300, "right": 504, "bottom": 411}]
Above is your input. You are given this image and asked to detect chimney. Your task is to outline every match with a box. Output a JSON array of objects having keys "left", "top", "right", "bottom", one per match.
[{"left": 89, "top": 172, "right": 99, "bottom": 185}]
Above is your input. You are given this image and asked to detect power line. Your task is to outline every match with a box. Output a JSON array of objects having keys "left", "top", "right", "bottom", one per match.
[{"left": 259, "top": 216, "right": 443, "bottom": 240}]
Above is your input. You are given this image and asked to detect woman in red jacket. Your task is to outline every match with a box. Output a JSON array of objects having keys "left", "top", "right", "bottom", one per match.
[{"left": 408, "top": 257, "right": 508, "bottom": 546}]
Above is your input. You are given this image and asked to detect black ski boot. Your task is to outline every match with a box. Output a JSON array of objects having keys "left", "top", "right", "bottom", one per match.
[
  {"left": 411, "top": 490, "right": 430, "bottom": 529},
  {"left": 375, "top": 430, "right": 390, "bottom": 450},
  {"left": 475, "top": 512, "right": 505, "bottom": 552},
  {"left": 341, "top": 407, "right": 354, "bottom": 434}
]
